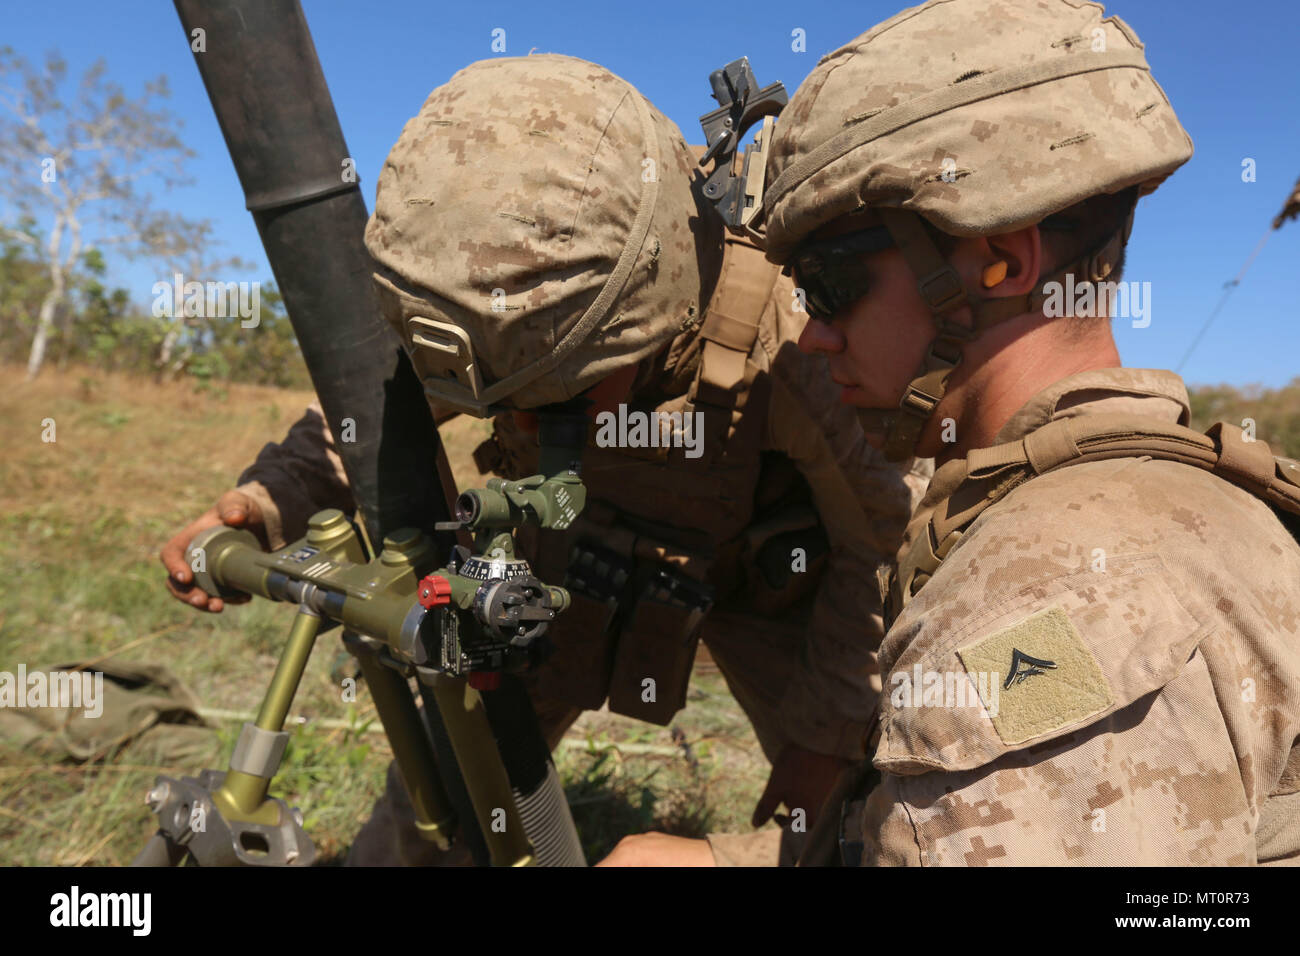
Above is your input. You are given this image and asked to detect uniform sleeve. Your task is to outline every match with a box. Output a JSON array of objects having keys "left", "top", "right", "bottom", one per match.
[
  {"left": 862, "top": 498, "right": 1276, "bottom": 866},
  {"left": 706, "top": 829, "right": 786, "bottom": 866},
  {"left": 764, "top": 370, "right": 924, "bottom": 760},
  {"left": 235, "top": 398, "right": 354, "bottom": 550},
  {"left": 862, "top": 651, "right": 1258, "bottom": 865},
  {"left": 855, "top": 410, "right": 1300, "bottom": 866}
]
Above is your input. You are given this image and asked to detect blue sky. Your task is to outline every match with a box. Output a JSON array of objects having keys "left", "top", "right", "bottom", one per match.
[{"left": 4, "top": 0, "right": 1298, "bottom": 388}]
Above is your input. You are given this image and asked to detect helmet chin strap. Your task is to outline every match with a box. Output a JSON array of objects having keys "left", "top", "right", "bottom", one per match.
[{"left": 860, "top": 205, "right": 1134, "bottom": 462}]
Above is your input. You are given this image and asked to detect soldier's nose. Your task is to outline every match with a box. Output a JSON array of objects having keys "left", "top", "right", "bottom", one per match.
[{"left": 797, "top": 318, "right": 845, "bottom": 355}]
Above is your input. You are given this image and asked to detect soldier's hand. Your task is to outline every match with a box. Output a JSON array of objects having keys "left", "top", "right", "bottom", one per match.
[
  {"left": 161, "top": 489, "right": 268, "bottom": 613},
  {"left": 752, "top": 744, "right": 853, "bottom": 829},
  {"left": 594, "top": 832, "right": 715, "bottom": 867}
]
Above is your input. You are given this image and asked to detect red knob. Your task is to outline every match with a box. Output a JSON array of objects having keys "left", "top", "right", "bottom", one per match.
[
  {"left": 467, "top": 671, "right": 501, "bottom": 691},
  {"left": 417, "top": 575, "right": 452, "bottom": 609}
]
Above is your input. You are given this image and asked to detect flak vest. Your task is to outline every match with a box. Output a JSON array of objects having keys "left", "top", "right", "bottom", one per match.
[
  {"left": 880, "top": 414, "right": 1300, "bottom": 631},
  {"left": 476, "top": 236, "right": 808, "bottom": 723},
  {"left": 799, "top": 414, "right": 1300, "bottom": 869}
]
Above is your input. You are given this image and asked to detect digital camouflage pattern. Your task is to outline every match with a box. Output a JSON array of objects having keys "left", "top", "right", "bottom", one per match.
[
  {"left": 762, "top": 0, "right": 1194, "bottom": 263},
  {"left": 860, "top": 369, "right": 1300, "bottom": 865},
  {"left": 365, "top": 55, "right": 707, "bottom": 412}
]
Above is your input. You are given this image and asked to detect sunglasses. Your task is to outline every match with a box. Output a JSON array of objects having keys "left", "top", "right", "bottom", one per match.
[{"left": 788, "top": 225, "right": 895, "bottom": 320}]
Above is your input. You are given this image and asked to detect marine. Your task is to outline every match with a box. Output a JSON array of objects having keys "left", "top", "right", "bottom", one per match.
[
  {"left": 604, "top": 0, "right": 1300, "bottom": 866},
  {"left": 159, "top": 54, "right": 930, "bottom": 864}
]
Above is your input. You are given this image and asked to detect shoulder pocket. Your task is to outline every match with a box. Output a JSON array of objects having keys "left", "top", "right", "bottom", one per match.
[{"left": 877, "top": 553, "right": 1212, "bottom": 774}]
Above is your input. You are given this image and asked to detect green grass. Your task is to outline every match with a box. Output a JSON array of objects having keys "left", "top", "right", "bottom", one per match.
[{"left": 555, "top": 668, "right": 772, "bottom": 862}]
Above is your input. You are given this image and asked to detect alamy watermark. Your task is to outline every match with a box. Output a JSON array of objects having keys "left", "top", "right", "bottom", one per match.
[
  {"left": 890, "top": 665, "right": 1000, "bottom": 718},
  {"left": 152, "top": 272, "right": 261, "bottom": 327},
  {"left": 49, "top": 886, "right": 150, "bottom": 936},
  {"left": 594, "top": 404, "right": 704, "bottom": 460},
  {"left": 1042, "top": 273, "right": 1152, "bottom": 328},
  {"left": 0, "top": 665, "right": 103, "bottom": 718}
]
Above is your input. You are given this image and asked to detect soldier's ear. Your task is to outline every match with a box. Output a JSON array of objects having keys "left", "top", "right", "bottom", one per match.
[{"left": 982, "top": 226, "right": 1042, "bottom": 297}]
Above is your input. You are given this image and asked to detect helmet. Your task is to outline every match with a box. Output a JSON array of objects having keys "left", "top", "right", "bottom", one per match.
[
  {"left": 762, "top": 0, "right": 1193, "bottom": 460},
  {"left": 365, "top": 55, "right": 706, "bottom": 415}
]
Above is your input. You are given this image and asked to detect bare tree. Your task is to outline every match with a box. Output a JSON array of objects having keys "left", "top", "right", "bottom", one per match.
[
  {"left": 0, "top": 47, "right": 200, "bottom": 380},
  {"left": 148, "top": 215, "right": 254, "bottom": 381}
]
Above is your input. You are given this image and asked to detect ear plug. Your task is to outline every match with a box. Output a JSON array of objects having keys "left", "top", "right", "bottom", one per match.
[{"left": 981, "top": 260, "right": 1008, "bottom": 288}]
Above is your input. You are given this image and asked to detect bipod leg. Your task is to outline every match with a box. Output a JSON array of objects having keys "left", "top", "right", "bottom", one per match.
[
  {"left": 343, "top": 630, "right": 458, "bottom": 853},
  {"left": 139, "top": 605, "right": 321, "bottom": 865},
  {"left": 130, "top": 832, "right": 188, "bottom": 867}
]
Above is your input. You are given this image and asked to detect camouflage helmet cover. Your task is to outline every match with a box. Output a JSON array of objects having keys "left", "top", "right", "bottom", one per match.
[
  {"left": 365, "top": 55, "right": 706, "bottom": 413},
  {"left": 762, "top": 0, "right": 1194, "bottom": 263}
]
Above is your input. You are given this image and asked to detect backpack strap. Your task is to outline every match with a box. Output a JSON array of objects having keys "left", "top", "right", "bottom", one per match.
[
  {"left": 689, "top": 235, "right": 779, "bottom": 463},
  {"left": 884, "top": 413, "right": 1300, "bottom": 627}
]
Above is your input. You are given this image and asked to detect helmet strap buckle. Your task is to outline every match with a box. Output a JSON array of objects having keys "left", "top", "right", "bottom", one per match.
[{"left": 916, "top": 265, "right": 968, "bottom": 315}]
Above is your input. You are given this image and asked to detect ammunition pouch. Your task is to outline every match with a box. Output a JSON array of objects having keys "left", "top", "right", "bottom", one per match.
[
  {"left": 532, "top": 540, "right": 630, "bottom": 711},
  {"left": 606, "top": 566, "right": 713, "bottom": 725},
  {"left": 534, "top": 591, "right": 620, "bottom": 711},
  {"left": 494, "top": 426, "right": 831, "bottom": 720},
  {"left": 523, "top": 527, "right": 713, "bottom": 725}
]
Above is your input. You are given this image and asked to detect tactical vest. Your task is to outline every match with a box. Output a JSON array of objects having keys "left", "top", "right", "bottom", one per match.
[
  {"left": 880, "top": 413, "right": 1300, "bottom": 631},
  {"left": 803, "top": 414, "right": 1300, "bottom": 869},
  {"left": 474, "top": 236, "right": 826, "bottom": 723}
]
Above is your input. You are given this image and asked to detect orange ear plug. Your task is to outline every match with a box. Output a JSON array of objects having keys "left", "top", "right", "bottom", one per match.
[
  {"left": 977, "top": 260, "right": 1008, "bottom": 290},
  {"left": 981, "top": 260, "right": 1008, "bottom": 288}
]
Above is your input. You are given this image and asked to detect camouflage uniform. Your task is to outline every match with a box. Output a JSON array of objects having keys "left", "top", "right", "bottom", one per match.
[
  {"left": 750, "top": 0, "right": 1300, "bottom": 866},
  {"left": 862, "top": 368, "right": 1300, "bottom": 865},
  {"left": 231, "top": 54, "right": 930, "bottom": 865}
]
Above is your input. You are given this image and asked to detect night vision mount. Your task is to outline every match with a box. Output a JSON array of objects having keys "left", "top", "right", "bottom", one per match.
[{"left": 698, "top": 57, "right": 788, "bottom": 241}]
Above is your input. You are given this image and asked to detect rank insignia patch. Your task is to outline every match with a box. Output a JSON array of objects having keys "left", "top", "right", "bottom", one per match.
[{"left": 957, "top": 605, "right": 1113, "bottom": 745}]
